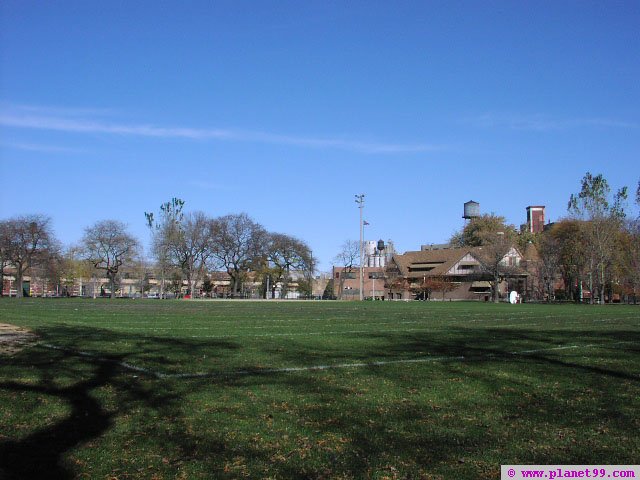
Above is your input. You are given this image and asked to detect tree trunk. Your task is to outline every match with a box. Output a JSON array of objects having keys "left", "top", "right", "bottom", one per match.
[
  {"left": 109, "top": 274, "right": 116, "bottom": 299},
  {"left": 577, "top": 274, "right": 583, "bottom": 303},
  {"left": 0, "top": 258, "right": 4, "bottom": 297},
  {"left": 232, "top": 271, "right": 240, "bottom": 295},
  {"left": 16, "top": 264, "right": 24, "bottom": 298},
  {"left": 492, "top": 272, "right": 500, "bottom": 303}
]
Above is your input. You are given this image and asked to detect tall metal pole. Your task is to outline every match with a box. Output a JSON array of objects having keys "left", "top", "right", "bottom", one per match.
[{"left": 355, "top": 194, "right": 365, "bottom": 301}]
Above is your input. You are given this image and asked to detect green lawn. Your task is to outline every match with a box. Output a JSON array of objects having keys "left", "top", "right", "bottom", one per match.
[{"left": 0, "top": 299, "right": 638, "bottom": 479}]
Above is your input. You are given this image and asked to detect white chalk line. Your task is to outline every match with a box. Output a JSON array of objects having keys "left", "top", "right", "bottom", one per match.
[{"left": 39, "top": 341, "right": 637, "bottom": 380}]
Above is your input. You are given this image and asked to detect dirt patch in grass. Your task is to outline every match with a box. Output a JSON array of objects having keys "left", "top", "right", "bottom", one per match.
[{"left": 0, "top": 323, "right": 38, "bottom": 356}]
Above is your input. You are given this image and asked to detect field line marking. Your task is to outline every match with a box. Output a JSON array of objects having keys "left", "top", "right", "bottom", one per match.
[
  {"left": 168, "top": 356, "right": 468, "bottom": 378},
  {"left": 38, "top": 341, "right": 637, "bottom": 380}
]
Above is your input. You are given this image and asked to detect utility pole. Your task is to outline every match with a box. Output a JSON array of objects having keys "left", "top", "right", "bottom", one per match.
[{"left": 355, "top": 194, "right": 365, "bottom": 301}]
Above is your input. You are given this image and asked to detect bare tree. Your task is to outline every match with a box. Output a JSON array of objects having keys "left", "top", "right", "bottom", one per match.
[
  {"left": 29, "top": 241, "right": 63, "bottom": 297},
  {"left": 537, "top": 234, "right": 561, "bottom": 301},
  {"left": 165, "top": 212, "right": 212, "bottom": 298},
  {"left": 0, "top": 220, "right": 10, "bottom": 296},
  {"left": 82, "top": 220, "right": 139, "bottom": 299},
  {"left": 474, "top": 230, "right": 518, "bottom": 303},
  {"left": 333, "top": 240, "right": 360, "bottom": 299},
  {"left": 209, "top": 213, "right": 267, "bottom": 296},
  {"left": 2, "top": 215, "right": 57, "bottom": 298}
]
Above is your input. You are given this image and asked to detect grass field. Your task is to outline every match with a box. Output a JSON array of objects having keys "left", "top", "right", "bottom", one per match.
[{"left": 0, "top": 299, "right": 638, "bottom": 479}]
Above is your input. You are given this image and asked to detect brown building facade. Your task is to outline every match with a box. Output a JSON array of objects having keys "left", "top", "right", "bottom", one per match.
[{"left": 526, "top": 206, "right": 546, "bottom": 233}]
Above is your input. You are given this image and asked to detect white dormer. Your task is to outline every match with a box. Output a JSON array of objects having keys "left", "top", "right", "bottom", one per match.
[
  {"left": 500, "top": 247, "right": 522, "bottom": 267},
  {"left": 447, "top": 253, "right": 481, "bottom": 275}
]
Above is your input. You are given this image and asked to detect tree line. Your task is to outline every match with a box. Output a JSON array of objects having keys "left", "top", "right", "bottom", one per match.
[
  {"left": 447, "top": 172, "right": 640, "bottom": 303},
  {"left": 0, "top": 198, "right": 314, "bottom": 299}
]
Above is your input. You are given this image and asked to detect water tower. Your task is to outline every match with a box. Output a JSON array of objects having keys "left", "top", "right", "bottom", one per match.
[
  {"left": 364, "top": 240, "right": 388, "bottom": 267},
  {"left": 463, "top": 200, "right": 480, "bottom": 223}
]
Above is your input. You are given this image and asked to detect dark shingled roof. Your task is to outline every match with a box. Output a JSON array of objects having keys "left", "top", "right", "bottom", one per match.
[{"left": 392, "top": 248, "right": 477, "bottom": 279}]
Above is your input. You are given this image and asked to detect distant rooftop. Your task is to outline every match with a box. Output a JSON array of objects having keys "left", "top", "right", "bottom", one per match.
[{"left": 420, "top": 243, "right": 451, "bottom": 251}]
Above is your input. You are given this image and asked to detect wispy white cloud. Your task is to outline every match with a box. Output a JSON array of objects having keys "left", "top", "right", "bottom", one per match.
[
  {"left": 468, "top": 113, "right": 640, "bottom": 131},
  {"left": 0, "top": 140, "right": 87, "bottom": 154},
  {"left": 0, "top": 113, "right": 234, "bottom": 140},
  {"left": 0, "top": 105, "right": 443, "bottom": 154}
]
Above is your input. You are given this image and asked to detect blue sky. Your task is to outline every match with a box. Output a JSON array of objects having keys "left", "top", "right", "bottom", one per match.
[{"left": 1, "top": 1, "right": 639, "bottom": 271}]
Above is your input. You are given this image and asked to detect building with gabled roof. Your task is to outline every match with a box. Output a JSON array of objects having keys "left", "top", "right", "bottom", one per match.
[{"left": 386, "top": 246, "right": 527, "bottom": 301}]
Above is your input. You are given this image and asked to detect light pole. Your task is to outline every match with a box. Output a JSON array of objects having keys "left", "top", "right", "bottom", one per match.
[{"left": 355, "top": 194, "right": 365, "bottom": 301}]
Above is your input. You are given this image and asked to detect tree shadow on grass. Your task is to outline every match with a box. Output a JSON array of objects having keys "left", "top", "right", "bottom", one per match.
[
  {"left": 357, "top": 327, "right": 640, "bottom": 464},
  {"left": 244, "top": 327, "right": 640, "bottom": 475},
  {"left": 0, "top": 325, "right": 239, "bottom": 480},
  {"left": 359, "top": 326, "right": 640, "bottom": 378},
  {"left": 1, "top": 354, "right": 117, "bottom": 479},
  {"left": 1, "top": 322, "right": 639, "bottom": 479}
]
